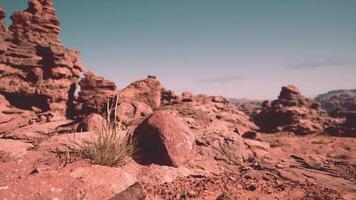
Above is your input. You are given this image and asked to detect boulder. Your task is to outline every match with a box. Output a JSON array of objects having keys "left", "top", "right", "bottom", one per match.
[
  {"left": 119, "top": 76, "right": 162, "bottom": 110},
  {"left": 116, "top": 101, "right": 153, "bottom": 125},
  {"left": 133, "top": 110, "right": 195, "bottom": 167},
  {"left": 76, "top": 113, "right": 106, "bottom": 132}
]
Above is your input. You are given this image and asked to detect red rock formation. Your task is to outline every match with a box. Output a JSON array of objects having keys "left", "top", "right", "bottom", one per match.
[
  {"left": 326, "top": 111, "right": 356, "bottom": 137},
  {"left": 119, "top": 76, "right": 162, "bottom": 110},
  {"left": 160, "top": 93, "right": 258, "bottom": 171},
  {"left": 0, "top": 6, "right": 6, "bottom": 33},
  {"left": 316, "top": 89, "right": 356, "bottom": 115},
  {"left": 77, "top": 71, "right": 117, "bottom": 114},
  {"left": 77, "top": 73, "right": 161, "bottom": 125},
  {"left": 9, "top": 0, "right": 61, "bottom": 45},
  {"left": 115, "top": 76, "right": 162, "bottom": 125},
  {"left": 0, "top": 0, "right": 83, "bottom": 114},
  {"left": 254, "top": 85, "right": 337, "bottom": 135}
]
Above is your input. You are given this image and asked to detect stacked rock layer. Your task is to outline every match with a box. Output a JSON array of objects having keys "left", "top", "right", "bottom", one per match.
[{"left": 0, "top": 0, "right": 83, "bottom": 114}]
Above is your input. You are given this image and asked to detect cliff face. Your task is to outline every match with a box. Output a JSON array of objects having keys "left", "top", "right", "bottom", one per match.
[{"left": 0, "top": 0, "right": 83, "bottom": 114}]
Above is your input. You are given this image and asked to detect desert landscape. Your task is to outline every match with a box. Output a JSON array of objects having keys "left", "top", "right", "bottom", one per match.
[{"left": 0, "top": 0, "right": 355, "bottom": 199}]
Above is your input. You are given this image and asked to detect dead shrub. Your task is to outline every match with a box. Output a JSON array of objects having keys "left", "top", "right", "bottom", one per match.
[{"left": 80, "top": 97, "right": 136, "bottom": 167}]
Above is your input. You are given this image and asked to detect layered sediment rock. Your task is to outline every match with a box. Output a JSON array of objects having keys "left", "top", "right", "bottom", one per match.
[
  {"left": 0, "top": 6, "right": 7, "bottom": 34},
  {"left": 77, "top": 71, "right": 117, "bottom": 114},
  {"left": 0, "top": 0, "right": 83, "bottom": 114},
  {"left": 254, "top": 85, "right": 337, "bottom": 135},
  {"left": 77, "top": 73, "right": 162, "bottom": 125},
  {"left": 326, "top": 111, "right": 356, "bottom": 137}
]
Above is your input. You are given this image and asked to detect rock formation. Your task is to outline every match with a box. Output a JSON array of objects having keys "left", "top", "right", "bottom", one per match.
[
  {"left": 230, "top": 98, "right": 264, "bottom": 117},
  {"left": 326, "top": 111, "right": 356, "bottom": 137},
  {"left": 254, "top": 85, "right": 337, "bottom": 135},
  {"left": 77, "top": 71, "right": 117, "bottom": 115},
  {"left": 0, "top": 6, "right": 7, "bottom": 34},
  {"left": 161, "top": 88, "right": 180, "bottom": 105},
  {"left": 77, "top": 73, "right": 162, "bottom": 125},
  {"left": 160, "top": 93, "right": 258, "bottom": 171},
  {"left": 1, "top": 1, "right": 354, "bottom": 199},
  {"left": 0, "top": 0, "right": 83, "bottom": 114},
  {"left": 315, "top": 89, "right": 356, "bottom": 115}
]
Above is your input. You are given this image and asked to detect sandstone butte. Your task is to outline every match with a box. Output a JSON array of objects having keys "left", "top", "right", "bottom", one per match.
[{"left": 0, "top": 1, "right": 355, "bottom": 200}]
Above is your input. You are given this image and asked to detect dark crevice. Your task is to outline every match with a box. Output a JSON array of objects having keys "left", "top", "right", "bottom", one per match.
[
  {"left": 1, "top": 91, "right": 50, "bottom": 111},
  {"left": 36, "top": 45, "right": 55, "bottom": 79}
]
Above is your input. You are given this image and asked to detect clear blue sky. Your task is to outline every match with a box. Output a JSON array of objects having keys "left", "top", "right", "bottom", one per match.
[{"left": 1, "top": 0, "right": 356, "bottom": 99}]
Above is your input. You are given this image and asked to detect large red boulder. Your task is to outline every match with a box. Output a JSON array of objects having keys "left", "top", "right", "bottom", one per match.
[{"left": 133, "top": 110, "right": 195, "bottom": 167}]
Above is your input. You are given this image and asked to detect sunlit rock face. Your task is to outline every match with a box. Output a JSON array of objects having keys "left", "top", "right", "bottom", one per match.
[{"left": 0, "top": 0, "right": 83, "bottom": 115}]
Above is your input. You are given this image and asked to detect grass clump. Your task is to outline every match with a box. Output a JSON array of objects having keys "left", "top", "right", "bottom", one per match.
[{"left": 80, "top": 98, "right": 136, "bottom": 167}]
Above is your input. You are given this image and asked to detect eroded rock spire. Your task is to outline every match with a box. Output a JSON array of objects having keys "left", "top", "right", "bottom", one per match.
[{"left": 0, "top": 0, "right": 83, "bottom": 115}]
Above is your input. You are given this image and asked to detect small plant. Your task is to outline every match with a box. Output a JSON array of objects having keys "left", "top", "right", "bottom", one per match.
[{"left": 80, "top": 97, "right": 136, "bottom": 167}]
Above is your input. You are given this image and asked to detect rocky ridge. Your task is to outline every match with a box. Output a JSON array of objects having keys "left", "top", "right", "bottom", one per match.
[{"left": 0, "top": 1, "right": 355, "bottom": 200}]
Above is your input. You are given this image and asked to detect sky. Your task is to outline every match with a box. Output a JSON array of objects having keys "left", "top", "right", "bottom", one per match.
[{"left": 1, "top": 0, "right": 356, "bottom": 99}]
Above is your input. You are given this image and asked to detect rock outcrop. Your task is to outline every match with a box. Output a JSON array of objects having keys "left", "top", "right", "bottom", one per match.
[
  {"left": 161, "top": 88, "right": 180, "bottom": 106},
  {"left": 0, "top": 6, "right": 7, "bottom": 34},
  {"left": 160, "top": 93, "right": 258, "bottom": 171},
  {"left": 116, "top": 76, "right": 162, "bottom": 125},
  {"left": 133, "top": 110, "right": 195, "bottom": 167},
  {"left": 326, "top": 111, "right": 356, "bottom": 137},
  {"left": 0, "top": 0, "right": 83, "bottom": 114},
  {"left": 77, "top": 71, "right": 117, "bottom": 115},
  {"left": 77, "top": 74, "right": 162, "bottom": 125},
  {"left": 315, "top": 89, "right": 356, "bottom": 115},
  {"left": 230, "top": 98, "right": 263, "bottom": 117},
  {"left": 254, "top": 85, "right": 337, "bottom": 135}
]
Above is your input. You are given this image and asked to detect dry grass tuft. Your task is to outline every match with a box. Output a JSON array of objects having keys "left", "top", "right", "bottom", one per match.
[{"left": 80, "top": 97, "right": 136, "bottom": 167}]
